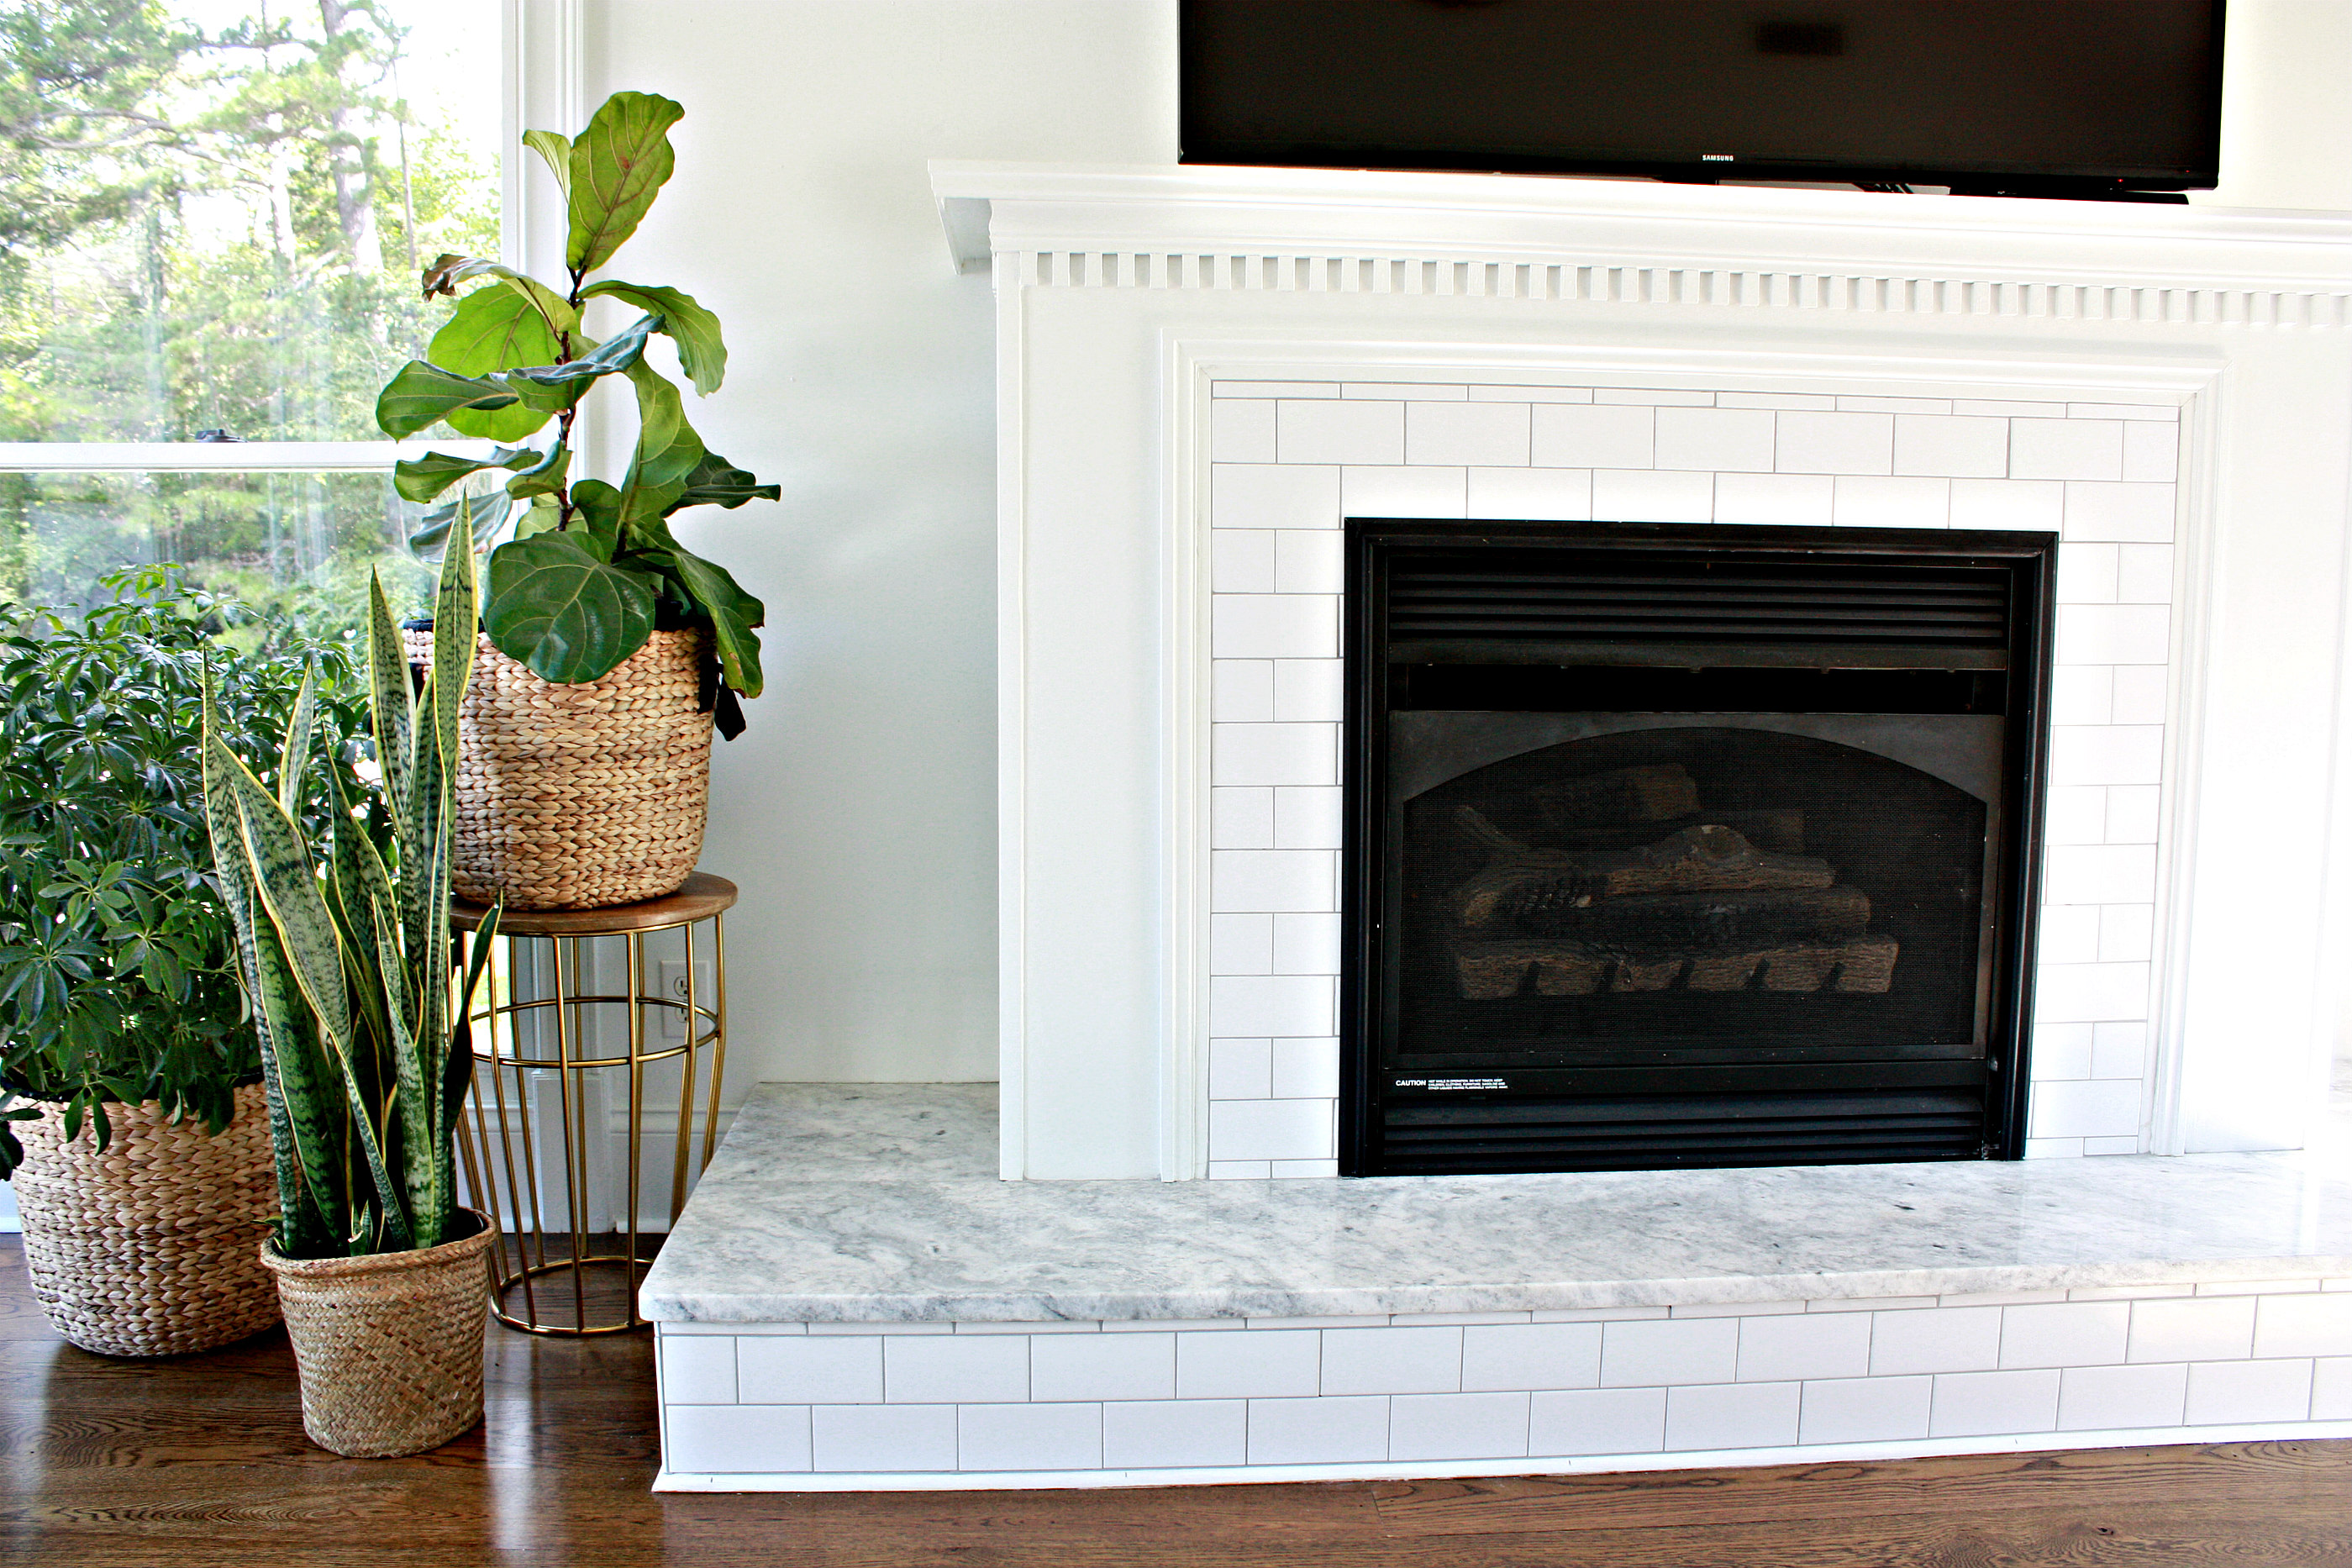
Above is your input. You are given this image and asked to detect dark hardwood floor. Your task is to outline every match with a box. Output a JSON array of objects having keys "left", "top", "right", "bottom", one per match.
[{"left": 4, "top": 1238, "right": 2349, "bottom": 1566}]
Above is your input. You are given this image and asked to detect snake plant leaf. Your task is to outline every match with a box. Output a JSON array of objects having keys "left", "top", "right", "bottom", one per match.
[
  {"left": 482, "top": 529, "right": 658, "bottom": 684},
  {"left": 408, "top": 488, "right": 513, "bottom": 560},
  {"left": 664, "top": 449, "right": 781, "bottom": 514},
  {"left": 394, "top": 445, "right": 539, "bottom": 505},
  {"left": 365, "top": 572, "right": 415, "bottom": 845},
  {"left": 277, "top": 659, "right": 316, "bottom": 822},
  {"left": 375, "top": 360, "right": 523, "bottom": 441},
  {"left": 419, "top": 254, "right": 580, "bottom": 336},
  {"left": 566, "top": 91, "right": 682, "bottom": 273},
  {"left": 521, "top": 129, "right": 572, "bottom": 203},
  {"left": 580, "top": 280, "right": 727, "bottom": 394},
  {"left": 503, "top": 442, "right": 570, "bottom": 501}
]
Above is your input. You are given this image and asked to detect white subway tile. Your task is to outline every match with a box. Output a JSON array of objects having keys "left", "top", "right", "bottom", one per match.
[
  {"left": 1872, "top": 1307, "right": 2003, "bottom": 1375},
  {"left": 738, "top": 1336, "right": 881, "bottom": 1404},
  {"left": 1777, "top": 411, "right": 1893, "bottom": 474},
  {"left": 1213, "top": 594, "right": 1339, "bottom": 659},
  {"left": 808, "top": 1321, "right": 953, "bottom": 1336},
  {"left": 1592, "top": 468, "right": 1713, "bottom": 522},
  {"left": 1322, "top": 1326, "right": 1463, "bottom": 1395},
  {"left": 2198, "top": 1279, "right": 2323, "bottom": 1296},
  {"left": 1102, "top": 1399, "right": 1247, "bottom": 1467},
  {"left": 2070, "top": 403, "right": 2176, "bottom": 422},
  {"left": 2024, "top": 1138, "right": 2086, "bottom": 1159},
  {"left": 1346, "top": 381, "right": 1465, "bottom": 401},
  {"left": 1713, "top": 471, "right": 1834, "bottom": 526},
  {"left": 954, "top": 1320, "right": 1102, "bottom": 1335},
  {"left": 2092, "top": 1022, "right": 2151, "bottom": 1079},
  {"left": 2049, "top": 666, "right": 2115, "bottom": 727},
  {"left": 1272, "top": 659, "right": 1344, "bottom": 722},
  {"left": 1268, "top": 1036, "right": 1340, "bottom": 1098},
  {"left": 1213, "top": 399, "right": 1278, "bottom": 463},
  {"left": 1951, "top": 477, "right": 2063, "bottom": 532},
  {"left": 2122, "top": 422, "right": 2180, "bottom": 482},
  {"left": 1340, "top": 464, "right": 1466, "bottom": 518},
  {"left": 1393, "top": 1312, "right": 1534, "bottom": 1327},
  {"left": 1248, "top": 1395, "right": 1391, "bottom": 1464},
  {"left": 812, "top": 1403, "right": 956, "bottom": 1472},
  {"left": 885, "top": 1336, "right": 1028, "bottom": 1404},
  {"left": 1272, "top": 530, "right": 1344, "bottom": 595},
  {"left": 1177, "top": 1328, "right": 1321, "bottom": 1399},
  {"left": 1813, "top": 1297, "right": 1937, "bottom": 1313},
  {"left": 1208, "top": 1098, "right": 1334, "bottom": 1162},
  {"left": 1532, "top": 403, "right": 1655, "bottom": 467},
  {"left": 1408, "top": 401, "right": 1530, "bottom": 466},
  {"left": 2044, "top": 787, "right": 2108, "bottom": 845},
  {"left": 2064, "top": 482, "right": 2176, "bottom": 543},
  {"left": 1246, "top": 1317, "right": 1371, "bottom": 1330},
  {"left": 1273, "top": 787, "right": 1344, "bottom": 850},
  {"left": 2059, "top": 1362, "right": 2187, "bottom": 1430},
  {"left": 2071, "top": 1285, "right": 2195, "bottom": 1302},
  {"left": 1214, "top": 463, "right": 1341, "bottom": 531},
  {"left": 2186, "top": 1359, "right": 2313, "bottom": 1423},
  {"left": 658, "top": 1321, "right": 767, "bottom": 1336},
  {"left": 2048, "top": 726, "right": 2164, "bottom": 787},
  {"left": 1894, "top": 414, "right": 2011, "bottom": 477},
  {"left": 1736, "top": 1313, "right": 1871, "bottom": 1382},
  {"left": 2085, "top": 1137, "right": 2142, "bottom": 1155},
  {"left": 957, "top": 1402, "right": 1102, "bottom": 1471},
  {"left": 2058, "top": 604, "right": 2170, "bottom": 666},
  {"left": 1211, "top": 787, "right": 1273, "bottom": 850},
  {"left": 2032, "top": 1022, "right": 2097, "bottom": 1080},
  {"left": 1655, "top": 407, "right": 1776, "bottom": 471},
  {"left": 2115, "top": 545, "right": 2175, "bottom": 604},
  {"left": 1666, "top": 1381, "right": 1801, "bottom": 1450},
  {"left": 1671, "top": 1300, "right": 1805, "bottom": 1319},
  {"left": 1956, "top": 398, "right": 2065, "bottom": 418},
  {"left": 1466, "top": 465, "right": 1592, "bottom": 520},
  {"left": 1211, "top": 853, "right": 1337, "bottom": 917},
  {"left": 1833, "top": 476, "right": 1949, "bottom": 529},
  {"left": 1839, "top": 396, "right": 1952, "bottom": 415},
  {"left": 1535, "top": 1306, "right": 1671, "bottom": 1323},
  {"left": 1208, "top": 1038, "right": 1272, "bottom": 1100},
  {"left": 1799, "top": 1376, "right": 1933, "bottom": 1444},
  {"left": 2313, "top": 1359, "right": 2352, "bottom": 1419},
  {"left": 2001, "top": 1302, "right": 2129, "bottom": 1369},
  {"left": 1601, "top": 1318, "right": 1740, "bottom": 1386},
  {"left": 2098, "top": 904, "right": 2155, "bottom": 963},
  {"left": 1529, "top": 1386, "right": 1668, "bottom": 1455},
  {"left": 1212, "top": 529, "right": 1276, "bottom": 593},
  {"left": 1471, "top": 384, "right": 1593, "bottom": 403},
  {"left": 2055, "top": 543, "right": 2119, "bottom": 604},
  {"left": 1213, "top": 659, "right": 1275, "bottom": 723},
  {"left": 2034, "top": 963, "right": 2151, "bottom": 1025},
  {"left": 1272, "top": 913, "right": 1343, "bottom": 975},
  {"left": 1214, "top": 723, "right": 1337, "bottom": 787},
  {"left": 1595, "top": 387, "right": 1715, "bottom": 406},
  {"left": 2255, "top": 1295, "right": 2352, "bottom": 1359},
  {"left": 2012, "top": 419, "right": 2123, "bottom": 481},
  {"left": 1718, "top": 392, "right": 1835, "bottom": 410},
  {"left": 1280, "top": 398, "right": 1402, "bottom": 465},
  {"left": 1462, "top": 1323, "right": 1603, "bottom": 1392},
  {"left": 2108, "top": 667, "right": 2169, "bottom": 725},
  {"left": 1940, "top": 1291, "right": 2070, "bottom": 1309},
  {"left": 666, "top": 1404, "right": 810, "bottom": 1473},
  {"left": 1930, "top": 1370, "right": 2060, "bottom": 1437},
  {"left": 2028, "top": 1077, "right": 2144, "bottom": 1139},
  {"left": 1389, "top": 1392, "right": 1531, "bottom": 1460},
  {"left": 2044, "top": 845, "right": 2158, "bottom": 905},
  {"left": 1206, "top": 1161, "right": 1270, "bottom": 1180},
  {"left": 2037, "top": 905, "right": 2102, "bottom": 966},
  {"left": 1208, "top": 974, "right": 1334, "bottom": 1036},
  {"left": 1269, "top": 1159, "right": 1339, "bottom": 1178},
  {"left": 660, "top": 1337, "right": 738, "bottom": 1403},
  {"left": 2130, "top": 1297, "right": 2255, "bottom": 1363},
  {"left": 1215, "top": 381, "right": 1336, "bottom": 398},
  {"left": 1212, "top": 915, "right": 1273, "bottom": 978}
]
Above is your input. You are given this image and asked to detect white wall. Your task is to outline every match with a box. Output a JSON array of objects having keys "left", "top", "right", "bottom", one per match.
[{"left": 576, "top": 0, "right": 2344, "bottom": 1102}]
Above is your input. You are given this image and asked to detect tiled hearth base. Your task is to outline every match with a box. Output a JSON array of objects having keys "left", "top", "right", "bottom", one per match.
[{"left": 643, "top": 1087, "right": 2352, "bottom": 1492}]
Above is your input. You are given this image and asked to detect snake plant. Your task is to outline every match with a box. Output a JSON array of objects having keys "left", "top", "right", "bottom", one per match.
[{"left": 202, "top": 509, "right": 502, "bottom": 1260}]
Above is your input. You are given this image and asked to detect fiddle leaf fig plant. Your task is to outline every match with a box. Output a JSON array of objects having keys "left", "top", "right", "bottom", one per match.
[{"left": 377, "top": 91, "right": 776, "bottom": 736}]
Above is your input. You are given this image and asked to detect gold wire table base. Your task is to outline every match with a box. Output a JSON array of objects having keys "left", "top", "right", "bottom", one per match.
[{"left": 451, "top": 873, "right": 735, "bottom": 1336}]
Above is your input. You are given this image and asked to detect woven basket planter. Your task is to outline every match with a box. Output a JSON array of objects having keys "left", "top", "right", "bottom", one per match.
[
  {"left": 260, "top": 1211, "right": 498, "bottom": 1458},
  {"left": 11, "top": 1082, "right": 279, "bottom": 1358},
  {"left": 407, "top": 628, "right": 713, "bottom": 911}
]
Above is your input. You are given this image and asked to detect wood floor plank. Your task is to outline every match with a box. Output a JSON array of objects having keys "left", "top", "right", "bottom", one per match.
[{"left": 5, "top": 1237, "right": 2350, "bottom": 1565}]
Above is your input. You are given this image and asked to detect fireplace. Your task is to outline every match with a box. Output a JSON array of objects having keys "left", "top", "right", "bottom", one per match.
[{"left": 1342, "top": 521, "right": 2058, "bottom": 1176}]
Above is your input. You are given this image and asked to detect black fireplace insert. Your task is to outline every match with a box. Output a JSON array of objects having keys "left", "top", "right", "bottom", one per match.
[{"left": 1340, "top": 520, "right": 2056, "bottom": 1176}]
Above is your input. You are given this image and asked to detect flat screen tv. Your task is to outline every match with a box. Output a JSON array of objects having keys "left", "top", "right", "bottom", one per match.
[{"left": 1181, "top": 0, "right": 2225, "bottom": 197}]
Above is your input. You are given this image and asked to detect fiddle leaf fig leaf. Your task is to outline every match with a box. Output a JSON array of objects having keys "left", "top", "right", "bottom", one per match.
[
  {"left": 481, "top": 532, "right": 657, "bottom": 684},
  {"left": 392, "top": 445, "right": 537, "bottom": 504},
  {"left": 569, "top": 479, "right": 624, "bottom": 559},
  {"left": 664, "top": 449, "right": 780, "bottom": 514},
  {"left": 566, "top": 92, "right": 682, "bottom": 273},
  {"left": 418, "top": 254, "right": 578, "bottom": 335},
  {"left": 629, "top": 517, "right": 766, "bottom": 697},
  {"left": 579, "top": 280, "right": 727, "bottom": 394},
  {"left": 521, "top": 129, "right": 572, "bottom": 203},
  {"left": 622, "top": 360, "right": 704, "bottom": 494},
  {"left": 503, "top": 442, "right": 571, "bottom": 501},
  {"left": 512, "top": 497, "right": 562, "bottom": 539},
  {"left": 408, "top": 489, "right": 513, "bottom": 560},
  {"left": 375, "top": 361, "right": 521, "bottom": 440},
  {"left": 500, "top": 313, "right": 660, "bottom": 412},
  {"left": 429, "top": 286, "right": 572, "bottom": 440}
]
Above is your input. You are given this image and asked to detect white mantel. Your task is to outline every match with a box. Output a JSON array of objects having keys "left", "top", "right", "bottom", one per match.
[{"left": 934, "top": 163, "right": 2352, "bottom": 1181}]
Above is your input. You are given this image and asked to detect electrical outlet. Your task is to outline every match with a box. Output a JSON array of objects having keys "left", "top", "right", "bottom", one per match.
[{"left": 655, "top": 958, "right": 718, "bottom": 1041}]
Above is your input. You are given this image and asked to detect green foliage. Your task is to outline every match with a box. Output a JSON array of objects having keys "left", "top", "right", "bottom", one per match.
[
  {"left": 202, "top": 508, "right": 498, "bottom": 1259},
  {"left": 381, "top": 91, "right": 776, "bottom": 715},
  {"left": 0, "top": 564, "right": 377, "bottom": 1177}
]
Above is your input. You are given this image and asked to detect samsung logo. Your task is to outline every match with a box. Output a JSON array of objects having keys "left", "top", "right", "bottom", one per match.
[{"left": 1702, "top": 153, "right": 1735, "bottom": 162}]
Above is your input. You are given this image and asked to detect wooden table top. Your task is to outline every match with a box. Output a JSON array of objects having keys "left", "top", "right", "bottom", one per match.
[{"left": 452, "top": 871, "right": 738, "bottom": 934}]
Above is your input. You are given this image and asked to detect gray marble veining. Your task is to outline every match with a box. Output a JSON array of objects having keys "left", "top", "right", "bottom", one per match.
[{"left": 639, "top": 1083, "right": 2352, "bottom": 1323}]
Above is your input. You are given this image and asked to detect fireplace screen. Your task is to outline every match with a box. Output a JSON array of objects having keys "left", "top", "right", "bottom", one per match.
[{"left": 1343, "top": 523, "right": 2055, "bottom": 1176}]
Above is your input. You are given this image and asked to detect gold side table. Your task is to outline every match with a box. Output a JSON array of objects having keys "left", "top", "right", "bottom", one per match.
[{"left": 451, "top": 872, "right": 734, "bottom": 1335}]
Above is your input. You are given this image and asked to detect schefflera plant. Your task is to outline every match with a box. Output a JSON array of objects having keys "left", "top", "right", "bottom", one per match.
[
  {"left": 376, "top": 91, "right": 776, "bottom": 737},
  {"left": 202, "top": 512, "right": 501, "bottom": 1259}
]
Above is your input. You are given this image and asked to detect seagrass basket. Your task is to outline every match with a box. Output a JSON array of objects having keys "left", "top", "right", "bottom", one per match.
[
  {"left": 12, "top": 1081, "right": 279, "bottom": 1357},
  {"left": 407, "top": 628, "right": 713, "bottom": 911},
  {"left": 260, "top": 1211, "right": 498, "bottom": 1458}
]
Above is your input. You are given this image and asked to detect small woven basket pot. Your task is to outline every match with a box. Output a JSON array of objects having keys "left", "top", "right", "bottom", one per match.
[
  {"left": 260, "top": 1211, "right": 499, "bottom": 1458},
  {"left": 407, "top": 628, "right": 713, "bottom": 911},
  {"left": 12, "top": 1083, "right": 278, "bottom": 1357}
]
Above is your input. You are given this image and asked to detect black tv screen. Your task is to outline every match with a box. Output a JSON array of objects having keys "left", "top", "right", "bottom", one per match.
[{"left": 1181, "top": 0, "right": 2225, "bottom": 193}]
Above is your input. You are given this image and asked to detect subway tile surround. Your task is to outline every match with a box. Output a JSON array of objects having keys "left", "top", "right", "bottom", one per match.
[{"left": 1203, "top": 382, "right": 2179, "bottom": 1171}]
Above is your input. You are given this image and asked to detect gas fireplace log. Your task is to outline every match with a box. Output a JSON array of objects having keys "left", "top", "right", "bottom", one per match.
[
  {"left": 1529, "top": 764, "right": 1700, "bottom": 826},
  {"left": 1518, "top": 883, "right": 1873, "bottom": 948},
  {"left": 1451, "top": 936, "right": 1898, "bottom": 998},
  {"left": 1451, "top": 827, "right": 1844, "bottom": 934},
  {"left": 1542, "top": 808, "right": 1808, "bottom": 855}
]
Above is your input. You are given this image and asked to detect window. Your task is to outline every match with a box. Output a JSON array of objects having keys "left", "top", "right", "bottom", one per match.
[{"left": 0, "top": 0, "right": 518, "bottom": 622}]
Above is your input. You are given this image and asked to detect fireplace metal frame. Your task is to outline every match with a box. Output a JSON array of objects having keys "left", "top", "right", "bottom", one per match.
[{"left": 1340, "top": 519, "right": 2059, "bottom": 1176}]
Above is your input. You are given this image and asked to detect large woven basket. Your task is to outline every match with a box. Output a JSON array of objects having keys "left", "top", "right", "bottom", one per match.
[
  {"left": 407, "top": 628, "right": 713, "bottom": 911},
  {"left": 11, "top": 1082, "right": 279, "bottom": 1357},
  {"left": 260, "top": 1212, "right": 498, "bottom": 1458}
]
